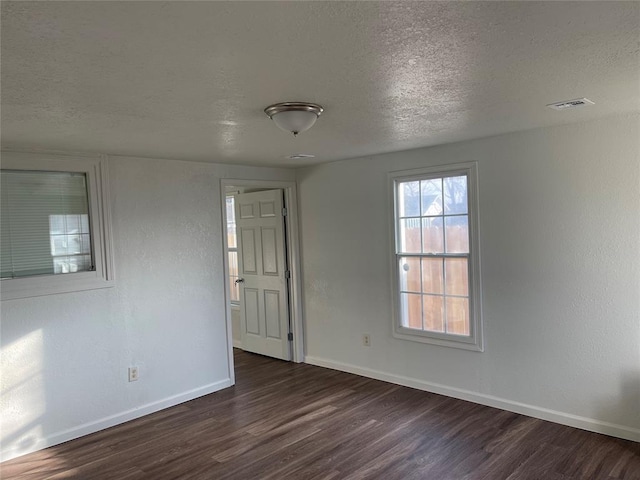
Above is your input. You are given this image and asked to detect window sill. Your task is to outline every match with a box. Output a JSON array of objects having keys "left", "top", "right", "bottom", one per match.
[
  {"left": 1, "top": 271, "right": 114, "bottom": 301},
  {"left": 393, "top": 326, "right": 484, "bottom": 352}
]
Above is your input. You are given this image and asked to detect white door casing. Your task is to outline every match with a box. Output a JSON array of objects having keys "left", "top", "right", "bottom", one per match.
[{"left": 235, "top": 189, "right": 291, "bottom": 360}]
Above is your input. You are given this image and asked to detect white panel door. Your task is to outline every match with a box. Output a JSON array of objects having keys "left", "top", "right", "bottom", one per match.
[{"left": 235, "top": 189, "right": 291, "bottom": 360}]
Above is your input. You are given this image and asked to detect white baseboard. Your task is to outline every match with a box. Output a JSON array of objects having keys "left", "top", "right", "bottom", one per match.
[
  {"left": 1, "top": 378, "right": 234, "bottom": 463},
  {"left": 304, "top": 356, "right": 640, "bottom": 443},
  {"left": 233, "top": 339, "right": 242, "bottom": 348}
]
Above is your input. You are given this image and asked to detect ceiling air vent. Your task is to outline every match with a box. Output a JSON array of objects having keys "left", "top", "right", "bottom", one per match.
[
  {"left": 286, "top": 154, "right": 315, "bottom": 160},
  {"left": 547, "top": 98, "right": 595, "bottom": 111}
]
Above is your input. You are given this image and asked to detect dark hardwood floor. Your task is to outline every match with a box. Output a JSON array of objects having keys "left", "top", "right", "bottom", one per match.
[{"left": 3, "top": 349, "right": 639, "bottom": 479}]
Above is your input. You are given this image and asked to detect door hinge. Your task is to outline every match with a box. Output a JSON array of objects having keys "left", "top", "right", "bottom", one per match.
[
  {"left": 285, "top": 270, "right": 291, "bottom": 279},
  {"left": 282, "top": 207, "right": 287, "bottom": 217},
  {"left": 287, "top": 332, "right": 294, "bottom": 341}
]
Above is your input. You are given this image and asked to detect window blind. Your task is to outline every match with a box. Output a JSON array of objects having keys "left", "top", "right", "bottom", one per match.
[{"left": 1, "top": 170, "right": 93, "bottom": 279}]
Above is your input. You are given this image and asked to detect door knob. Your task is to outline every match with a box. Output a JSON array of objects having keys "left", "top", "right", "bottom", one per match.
[{"left": 235, "top": 278, "right": 245, "bottom": 284}]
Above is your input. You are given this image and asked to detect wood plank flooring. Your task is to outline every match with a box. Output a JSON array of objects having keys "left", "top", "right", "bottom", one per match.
[{"left": 3, "top": 349, "right": 639, "bottom": 479}]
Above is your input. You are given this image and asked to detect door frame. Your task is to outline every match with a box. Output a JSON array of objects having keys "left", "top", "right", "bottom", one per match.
[{"left": 220, "top": 179, "right": 304, "bottom": 373}]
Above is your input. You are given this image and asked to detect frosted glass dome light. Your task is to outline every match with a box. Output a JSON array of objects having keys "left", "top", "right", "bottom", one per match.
[{"left": 264, "top": 102, "right": 324, "bottom": 136}]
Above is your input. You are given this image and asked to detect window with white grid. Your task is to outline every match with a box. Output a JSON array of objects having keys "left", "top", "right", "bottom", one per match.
[{"left": 390, "top": 162, "right": 483, "bottom": 351}]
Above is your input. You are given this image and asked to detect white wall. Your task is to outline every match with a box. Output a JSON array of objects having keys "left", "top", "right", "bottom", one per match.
[
  {"left": 298, "top": 113, "right": 640, "bottom": 441},
  {"left": 0, "top": 154, "right": 294, "bottom": 461}
]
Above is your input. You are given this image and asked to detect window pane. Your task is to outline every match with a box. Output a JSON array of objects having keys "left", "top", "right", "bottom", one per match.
[
  {"left": 399, "top": 257, "right": 420, "bottom": 292},
  {"left": 444, "top": 176, "right": 468, "bottom": 214},
  {"left": 400, "top": 292, "right": 422, "bottom": 329},
  {"left": 67, "top": 235, "right": 83, "bottom": 254},
  {"left": 1, "top": 170, "right": 92, "bottom": 279},
  {"left": 50, "top": 235, "right": 68, "bottom": 256},
  {"left": 446, "top": 297, "right": 470, "bottom": 335},
  {"left": 421, "top": 178, "right": 442, "bottom": 216},
  {"left": 421, "top": 258, "right": 443, "bottom": 294},
  {"left": 228, "top": 224, "right": 236, "bottom": 249},
  {"left": 226, "top": 196, "right": 239, "bottom": 303},
  {"left": 64, "top": 215, "right": 82, "bottom": 233},
  {"left": 398, "top": 181, "right": 420, "bottom": 217},
  {"left": 226, "top": 197, "right": 235, "bottom": 222},
  {"left": 423, "top": 295, "right": 444, "bottom": 332},
  {"left": 80, "top": 233, "right": 91, "bottom": 254},
  {"left": 229, "top": 276, "right": 239, "bottom": 303},
  {"left": 399, "top": 218, "right": 421, "bottom": 253},
  {"left": 228, "top": 251, "right": 238, "bottom": 277},
  {"left": 49, "top": 215, "right": 65, "bottom": 233},
  {"left": 445, "top": 215, "right": 469, "bottom": 253},
  {"left": 80, "top": 215, "right": 90, "bottom": 234},
  {"left": 227, "top": 196, "right": 237, "bottom": 248},
  {"left": 422, "top": 217, "right": 444, "bottom": 253},
  {"left": 229, "top": 250, "right": 239, "bottom": 303},
  {"left": 445, "top": 258, "right": 468, "bottom": 296}
]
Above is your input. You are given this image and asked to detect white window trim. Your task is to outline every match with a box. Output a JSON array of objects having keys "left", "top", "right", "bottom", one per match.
[
  {"left": 389, "top": 161, "right": 484, "bottom": 352},
  {"left": 1, "top": 151, "right": 115, "bottom": 300}
]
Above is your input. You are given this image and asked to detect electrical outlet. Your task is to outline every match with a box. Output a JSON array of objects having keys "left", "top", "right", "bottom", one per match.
[
  {"left": 128, "top": 366, "right": 139, "bottom": 382},
  {"left": 363, "top": 334, "right": 371, "bottom": 347}
]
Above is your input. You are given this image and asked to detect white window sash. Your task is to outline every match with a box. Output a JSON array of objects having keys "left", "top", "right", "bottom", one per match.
[{"left": 389, "top": 162, "right": 484, "bottom": 351}]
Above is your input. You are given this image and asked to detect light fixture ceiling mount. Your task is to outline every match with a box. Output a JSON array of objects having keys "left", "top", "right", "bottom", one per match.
[{"left": 264, "top": 102, "right": 324, "bottom": 136}]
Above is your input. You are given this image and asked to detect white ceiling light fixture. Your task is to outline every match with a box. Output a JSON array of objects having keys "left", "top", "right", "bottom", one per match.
[{"left": 264, "top": 102, "right": 324, "bottom": 136}]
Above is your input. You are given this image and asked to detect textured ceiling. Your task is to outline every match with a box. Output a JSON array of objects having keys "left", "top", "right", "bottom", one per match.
[{"left": 1, "top": 1, "right": 638, "bottom": 167}]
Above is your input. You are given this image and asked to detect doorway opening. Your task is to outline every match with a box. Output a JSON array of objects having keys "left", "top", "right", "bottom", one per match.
[{"left": 221, "top": 179, "right": 304, "bottom": 381}]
